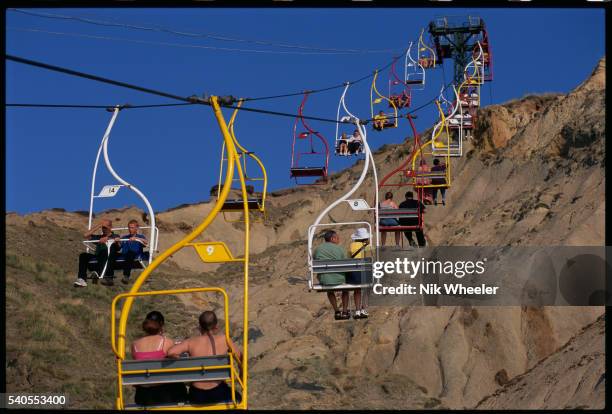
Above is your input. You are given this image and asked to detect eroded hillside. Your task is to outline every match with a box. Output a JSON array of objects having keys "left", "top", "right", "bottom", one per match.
[
  {"left": 476, "top": 314, "right": 605, "bottom": 409},
  {"left": 5, "top": 58, "right": 605, "bottom": 409}
]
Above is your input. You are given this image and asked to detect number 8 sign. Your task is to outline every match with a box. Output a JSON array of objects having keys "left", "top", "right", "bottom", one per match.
[{"left": 346, "top": 199, "right": 370, "bottom": 211}]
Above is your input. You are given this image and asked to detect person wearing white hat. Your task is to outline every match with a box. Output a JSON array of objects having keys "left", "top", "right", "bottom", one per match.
[{"left": 347, "top": 227, "right": 372, "bottom": 319}]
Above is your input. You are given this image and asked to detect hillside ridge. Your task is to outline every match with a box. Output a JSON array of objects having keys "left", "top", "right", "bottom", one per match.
[{"left": 5, "top": 57, "right": 605, "bottom": 409}]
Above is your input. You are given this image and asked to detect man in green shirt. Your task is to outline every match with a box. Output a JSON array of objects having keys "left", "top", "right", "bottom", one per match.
[{"left": 314, "top": 230, "right": 350, "bottom": 320}]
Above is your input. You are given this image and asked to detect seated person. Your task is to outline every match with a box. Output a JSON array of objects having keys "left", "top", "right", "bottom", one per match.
[
  {"left": 313, "top": 230, "right": 350, "bottom": 320},
  {"left": 73, "top": 219, "right": 120, "bottom": 287},
  {"left": 167, "top": 311, "right": 242, "bottom": 405},
  {"left": 347, "top": 129, "right": 363, "bottom": 155},
  {"left": 337, "top": 132, "right": 349, "bottom": 155},
  {"left": 373, "top": 110, "right": 388, "bottom": 131},
  {"left": 431, "top": 158, "right": 448, "bottom": 206},
  {"left": 419, "top": 57, "right": 433, "bottom": 69},
  {"left": 391, "top": 92, "right": 410, "bottom": 108},
  {"left": 120, "top": 219, "right": 149, "bottom": 284},
  {"left": 379, "top": 192, "right": 401, "bottom": 246},
  {"left": 415, "top": 159, "right": 434, "bottom": 205},
  {"left": 398, "top": 191, "right": 427, "bottom": 247},
  {"left": 347, "top": 227, "right": 373, "bottom": 319},
  {"left": 131, "top": 311, "right": 187, "bottom": 406}
]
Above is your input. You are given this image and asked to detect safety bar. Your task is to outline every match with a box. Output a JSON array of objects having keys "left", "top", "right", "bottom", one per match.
[{"left": 111, "top": 287, "right": 230, "bottom": 360}]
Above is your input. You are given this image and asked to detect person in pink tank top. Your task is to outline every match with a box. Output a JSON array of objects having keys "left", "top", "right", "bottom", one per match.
[{"left": 130, "top": 311, "right": 187, "bottom": 406}]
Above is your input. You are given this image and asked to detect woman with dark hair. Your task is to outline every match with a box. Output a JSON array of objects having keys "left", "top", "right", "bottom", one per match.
[
  {"left": 167, "top": 311, "right": 242, "bottom": 404},
  {"left": 130, "top": 311, "right": 187, "bottom": 406}
]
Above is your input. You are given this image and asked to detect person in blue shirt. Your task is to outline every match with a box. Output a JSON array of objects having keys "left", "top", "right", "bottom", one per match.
[{"left": 120, "top": 219, "right": 148, "bottom": 284}]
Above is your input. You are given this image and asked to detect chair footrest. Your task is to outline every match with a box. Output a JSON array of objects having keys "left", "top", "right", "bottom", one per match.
[
  {"left": 380, "top": 225, "right": 421, "bottom": 231},
  {"left": 124, "top": 400, "right": 235, "bottom": 410},
  {"left": 311, "top": 283, "right": 372, "bottom": 291},
  {"left": 221, "top": 198, "right": 262, "bottom": 211}
]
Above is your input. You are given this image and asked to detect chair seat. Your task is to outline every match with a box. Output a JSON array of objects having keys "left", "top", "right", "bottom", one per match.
[
  {"left": 87, "top": 251, "right": 149, "bottom": 271},
  {"left": 221, "top": 198, "right": 262, "bottom": 211},
  {"left": 312, "top": 258, "right": 373, "bottom": 274},
  {"left": 380, "top": 224, "right": 421, "bottom": 231},
  {"left": 290, "top": 167, "right": 327, "bottom": 177},
  {"left": 379, "top": 208, "right": 419, "bottom": 219},
  {"left": 413, "top": 172, "right": 446, "bottom": 180}
]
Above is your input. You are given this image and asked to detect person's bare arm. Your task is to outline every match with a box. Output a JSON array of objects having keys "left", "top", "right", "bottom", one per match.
[
  {"left": 162, "top": 336, "right": 175, "bottom": 354},
  {"left": 84, "top": 222, "right": 102, "bottom": 238},
  {"left": 167, "top": 339, "right": 189, "bottom": 358},
  {"left": 228, "top": 338, "right": 242, "bottom": 361}
]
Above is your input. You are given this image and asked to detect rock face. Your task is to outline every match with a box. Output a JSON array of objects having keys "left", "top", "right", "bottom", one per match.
[
  {"left": 476, "top": 314, "right": 605, "bottom": 409},
  {"left": 4, "top": 58, "right": 605, "bottom": 409}
]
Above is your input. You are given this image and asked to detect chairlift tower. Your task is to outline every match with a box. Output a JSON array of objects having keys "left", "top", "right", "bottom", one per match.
[{"left": 428, "top": 16, "right": 492, "bottom": 85}]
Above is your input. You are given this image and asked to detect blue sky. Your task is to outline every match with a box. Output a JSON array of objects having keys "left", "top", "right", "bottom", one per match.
[{"left": 5, "top": 7, "right": 605, "bottom": 214}]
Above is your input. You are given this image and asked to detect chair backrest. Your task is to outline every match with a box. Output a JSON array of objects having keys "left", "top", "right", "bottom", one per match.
[
  {"left": 311, "top": 258, "right": 374, "bottom": 287},
  {"left": 312, "top": 257, "right": 373, "bottom": 273},
  {"left": 121, "top": 355, "right": 231, "bottom": 386}
]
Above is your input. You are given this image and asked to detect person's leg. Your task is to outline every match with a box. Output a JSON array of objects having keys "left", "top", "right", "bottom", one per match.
[
  {"left": 78, "top": 252, "right": 92, "bottom": 279},
  {"left": 432, "top": 187, "right": 439, "bottom": 204},
  {"left": 326, "top": 291, "right": 339, "bottom": 312},
  {"left": 122, "top": 250, "right": 137, "bottom": 278},
  {"left": 395, "top": 231, "right": 401, "bottom": 246},
  {"left": 404, "top": 230, "right": 415, "bottom": 246},
  {"left": 424, "top": 188, "right": 433, "bottom": 204},
  {"left": 361, "top": 288, "right": 368, "bottom": 309},
  {"left": 416, "top": 230, "right": 426, "bottom": 247},
  {"left": 381, "top": 231, "right": 387, "bottom": 246},
  {"left": 441, "top": 188, "right": 447, "bottom": 205},
  {"left": 341, "top": 291, "right": 349, "bottom": 312},
  {"left": 105, "top": 245, "right": 119, "bottom": 277},
  {"left": 95, "top": 248, "right": 109, "bottom": 276},
  {"left": 353, "top": 289, "right": 362, "bottom": 310}
]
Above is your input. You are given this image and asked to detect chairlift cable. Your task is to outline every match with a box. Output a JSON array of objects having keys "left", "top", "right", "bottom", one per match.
[
  {"left": 6, "top": 54, "right": 192, "bottom": 103},
  {"left": 242, "top": 52, "right": 400, "bottom": 102},
  {"left": 9, "top": 27, "right": 387, "bottom": 56},
  {"left": 6, "top": 102, "right": 194, "bottom": 109},
  {"left": 9, "top": 9, "right": 401, "bottom": 55},
  {"left": 6, "top": 54, "right": 446, "bottom": 124}
]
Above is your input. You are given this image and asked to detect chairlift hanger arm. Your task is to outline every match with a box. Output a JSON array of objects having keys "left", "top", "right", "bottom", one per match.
[{"left": 7, "top": 54, "right": 434, "bottom": 126}]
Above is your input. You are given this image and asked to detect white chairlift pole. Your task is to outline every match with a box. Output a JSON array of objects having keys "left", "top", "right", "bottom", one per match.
[{"left": 88, "top": 106, "right": 157, "bottom": 264}]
